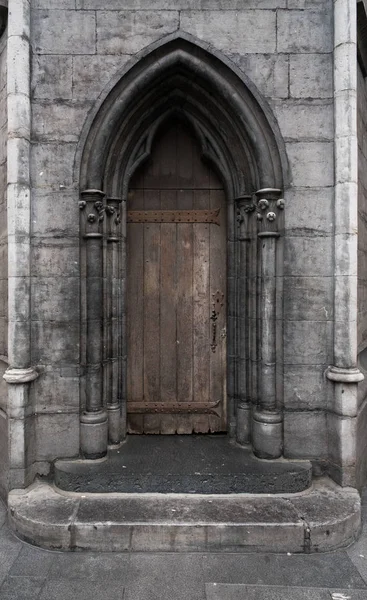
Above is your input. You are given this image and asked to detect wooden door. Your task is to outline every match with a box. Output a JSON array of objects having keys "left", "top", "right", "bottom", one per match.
[{"left": 126, "top": 120, "right": 227, "bottom": 434}]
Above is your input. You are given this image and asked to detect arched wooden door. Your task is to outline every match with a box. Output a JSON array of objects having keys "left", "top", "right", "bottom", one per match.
[{"left": 126, "top": 120, "right": 227, "bottom": 434}]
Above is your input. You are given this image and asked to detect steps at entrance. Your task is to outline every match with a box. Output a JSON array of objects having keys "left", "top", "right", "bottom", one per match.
[
  {"left": 8, "top": 478, "right": 360, "bottom": 553},
  {"left": 54, "top": 435, "right": 312, "bottom": 494}
]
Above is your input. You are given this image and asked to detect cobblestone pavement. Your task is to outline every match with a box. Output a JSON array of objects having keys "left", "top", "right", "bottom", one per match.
[{"left": 0, "top": 489, "right": 366, "bottom": 600}]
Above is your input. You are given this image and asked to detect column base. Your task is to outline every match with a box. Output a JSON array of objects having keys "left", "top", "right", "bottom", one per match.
[
  {"left": 107, "top": 404, "right": 121, "bottom": 446},
  {"left": 236, "top": 402, "right": 252, "bottom": 445},
  {"left": 80, "top": 410, "right": 108, "bottom": 459},
  {"left": 252, "top": 409, "right": 282, "bottom": 459}
]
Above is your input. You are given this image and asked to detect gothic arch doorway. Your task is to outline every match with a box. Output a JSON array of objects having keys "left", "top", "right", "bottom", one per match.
[
  {"left": 126, "top": 119, "right": 227, "bottom": 434},
  {"left": 78, "top": 36, "right": 288, "bottom": 459}
]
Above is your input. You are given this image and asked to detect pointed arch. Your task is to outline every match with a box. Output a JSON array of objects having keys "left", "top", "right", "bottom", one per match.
[{"left": 79, "top": 36, "right": 288, "bottom": 198}]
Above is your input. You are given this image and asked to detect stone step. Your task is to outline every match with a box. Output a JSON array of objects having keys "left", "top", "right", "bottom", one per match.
[
  {"left": 8, "top": 478, "right": 360, "bottom": 553},
  {"left": 54, "top": 435, "right": 312, "bottom": 494}
]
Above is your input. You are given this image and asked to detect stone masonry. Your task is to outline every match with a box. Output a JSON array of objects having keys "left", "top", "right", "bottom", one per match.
[{"left": 0, "top": 0, "right": 366, "bottom": 552}]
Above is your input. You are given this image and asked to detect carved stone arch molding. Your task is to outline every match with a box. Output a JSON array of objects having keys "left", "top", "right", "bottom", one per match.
[{"left": 78, "top": 36, "right": 288, "bottom": 460}]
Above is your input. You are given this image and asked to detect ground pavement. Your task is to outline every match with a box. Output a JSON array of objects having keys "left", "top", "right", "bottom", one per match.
[{"left": 0, "top": 488, "right": 366, "bottom": 600}]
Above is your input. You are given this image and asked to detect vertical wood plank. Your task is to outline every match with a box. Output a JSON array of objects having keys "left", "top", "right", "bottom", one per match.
[
  {"left": 126, "top": 188, "right": 144, "bottom": 433},
  {"left": 193, "top": 189, "right": 210, "bottom": 409},
  {"left": 159, "top": 189, "right": 177, "bottom": 433},
  {"left": 209, "top": 187, "right": 227, "bottom": 432},
  {"left": 143, "top": 188, "right": 161, "bottom": 433}
]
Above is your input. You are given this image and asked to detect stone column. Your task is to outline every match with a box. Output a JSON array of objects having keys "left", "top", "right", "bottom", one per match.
[
  {"left": 119, "top": 198, "right": 127, "bottom": 440},
  {"left": 79, "top": 190, "right": 108, "bottom": 459},
  {"left": 105, "top": 198, "right": 122, "bottom": 446},
  {"left": 252, "top": 188, "right": 284, "bottom": 459},
  {"left": 325, "top": 0, "right": 364, "bottom": 485},
  {"left": 3, "top": 0, "right": 39, "bottom": 488},
  {"left": 235, "top": 195, "right": 255, "bottom": 445}
]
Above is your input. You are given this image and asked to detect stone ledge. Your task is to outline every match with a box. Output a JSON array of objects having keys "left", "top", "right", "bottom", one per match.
[{"left": 7, "top": 478, "right": 361, "bottom": 553}]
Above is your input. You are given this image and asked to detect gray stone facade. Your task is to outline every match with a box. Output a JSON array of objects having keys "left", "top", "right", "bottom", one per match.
[{"left": 0, "top": 0, "right": 366, "bottom": 551}]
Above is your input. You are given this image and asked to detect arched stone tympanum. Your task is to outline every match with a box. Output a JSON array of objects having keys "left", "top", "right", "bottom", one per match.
[{"left": 78, "top": 36, "right": 288, "bottom": 460}]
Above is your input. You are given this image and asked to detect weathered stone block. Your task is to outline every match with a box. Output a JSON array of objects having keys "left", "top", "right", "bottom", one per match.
[
  {"left": 287, "top": 0, "right": 332, "bottom": 7},
  {"left": 35, "top": 413, "right": 79, "bottom": 461},
  {"left": 31, "top": 239, "right": 79, "bottom": 278},
  {"left": 180, "top": 10, "right": 276, "bottom": 54},
  {"left": 277, "top": 10, "right": 333, "bottom": 53},
  {"left": 273, "top": 100, "right": 333, "bottom": 141},
  {"left": 8, "top": 276, "right": 30, "bottom": 322},
  {"left": 97, "top": 11, "right": 179, "bottom": 55},
  {"left": 30, "top": 143, "right": 77, "bottom": 190},
  {"left": 284, "top": 411, "right": 328, "bottom": 458},
  {"left": 284, "top": 235, "right": 333, "bottom": 277},
  {"left": 284, "top": 276, "right": 333, "bottom": 321},
  {"left": 289, "top": 54, "right": 333, "bottom": 98},
  {"left": 284, "top": 320, "right": 332, "bottom": 365},
  {"left": 32, "top": 101, "right": 89, "bottom": 143},
  {"left": 328, "top": 412, "right": 357, "bottom": 470},
  {"left": 31, "top": 321, "right": 80, "bottom": 365},
  {"left": 285, "top": 187, "right": 333, "bottom": 234},
  {"left": 286, "top": 141, "right": 334, "bottom": 187},
  {"left": 284, "top": 364, "right": 327, "bottom": 410},
  {"left": 356, "top": 399, "right": 367, "bottom": 490},
  {"left": 31, "top": 276, "right": 79, "bottom": 322},
  {"left": 233, "top": 54, "right": 288, "bottom": 99},
  {"left": 72, "top": 55, "right": 129, "bottom": 101},
  {"left": 31, "top": 190, "right": 79, "bottom": 237},
  {"left": 34, "top": 0, "right": 75, "bottom": 7},
  {"left": 32, "top": 10, "right": 96, "bottom": 55},
  {"left": 32, "top": 55, "right": 72, "bottom": 100},
  {"left": 30, "top": 369, "right": 79, "bottom": 414},
  {"left": 78, "top": 0, "right": 287, "bottom": 7}
]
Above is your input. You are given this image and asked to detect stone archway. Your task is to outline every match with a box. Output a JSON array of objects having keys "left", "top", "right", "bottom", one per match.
[{"left": 78, "top": 37, "right": 287, "bottom": 461}]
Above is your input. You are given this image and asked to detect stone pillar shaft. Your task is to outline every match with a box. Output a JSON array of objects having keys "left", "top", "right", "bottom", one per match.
[
  {"left": 119, "top": 199, "right": 127, "bottom": 440},
  {"left": 325, "top": 0, "right": 363, "bottom": 486},
  {"left": 3, "top": 0, "right": 39, "bottom": 489},
  {"left": 106, "top": 198, "right": 122, "bottom": 446},
  {"left": 79, "top": 190, "right": 108, "bottom": 459},
  {"left": 235, "top": 195, "right": 254, "bottom": 445},
  {"left": 252, "top": 188, "right": 284, "bottom": 459}
]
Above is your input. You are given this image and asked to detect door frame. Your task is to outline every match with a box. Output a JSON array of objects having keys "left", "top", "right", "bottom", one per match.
[{"left": 78, "top": 36, "right": 287, "bottom": 459}]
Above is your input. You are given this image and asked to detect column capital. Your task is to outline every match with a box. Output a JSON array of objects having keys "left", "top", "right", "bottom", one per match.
[
  {"left": 79, "top": 189, "right": 106, "bottom": 238},
  {"left": 255, "top": 188, "right": 284, "bottom": 237},
  {"left": 106, "top": 197, "right": 122, "bottom": 242},
  {"left": 235, "top": 195, "right": 255, "bottom": 241},
  {"left": 326, "top": 366, "right": 364, "bottom": 383},
  {"left": 3, "top": 367, "right": 38, "bottom": 384}
]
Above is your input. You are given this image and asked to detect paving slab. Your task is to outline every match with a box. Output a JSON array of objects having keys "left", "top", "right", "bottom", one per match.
[
  {"left": 9, "top": 545, "right": 56, "bottom": 577},
  {"left": 48, "top": 552, "right": 129, "bottom": 581},
  {"left": 202, "top": 552, "right": 367, "bottom": 589},
  {"left": 55, "top": 435, "right": 312, "bottom": 494},
  {"left": 126, "top": 553, "right": 205, "bottom": 600},
  {"left": 205, "top": 584, "right": 367, "bottom": 600},
  {"left": 38, "top": 580, "right": 124, "bottom": 600},
  {"left": 0, "top": 576, "right": 46, "bottom": 600}
]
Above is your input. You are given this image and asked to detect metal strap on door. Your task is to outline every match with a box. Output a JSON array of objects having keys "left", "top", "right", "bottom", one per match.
[{"left": 127, "top": 208, "right": 220, "bottom": 225}]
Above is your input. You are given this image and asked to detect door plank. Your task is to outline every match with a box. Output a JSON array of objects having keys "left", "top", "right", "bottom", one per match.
[
  {"left": 143, "top": 189, "right": 161, "bottom": 433},
  {"left": 193, "top": 189, "right": 210, "bottom": 412},
  {"left": 209, "top": 187, "right": 227, "bottom": 432},
  {"left": 127, "top": 189, "right": 144, "bottom": 433},
  {"left": 160, "top": 189, "right": 177, "bottom": 410}
]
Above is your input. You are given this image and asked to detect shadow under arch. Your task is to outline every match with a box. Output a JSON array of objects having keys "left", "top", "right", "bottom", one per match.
[{"left": 79, "top": 36, "right": 287, "bottom": 197}]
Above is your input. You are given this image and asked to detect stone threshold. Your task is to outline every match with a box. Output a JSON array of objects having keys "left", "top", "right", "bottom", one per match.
[
  {"left": 8, "top": 477, "right": 361, "bottom": 553},
  {"left": 54, "top": 435, "right": 313, "bottom": 495}
]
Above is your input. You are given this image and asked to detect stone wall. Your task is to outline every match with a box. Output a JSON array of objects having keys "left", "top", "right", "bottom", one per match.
[
  {"left": 0, "top": 25, "right": 8, "bottom": 500},
  {"left": 357, "top": 62, "right": 367, "bottom": 488},
  {"left": 28, "top": 2, "right": 334, "bottom": 469}
]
